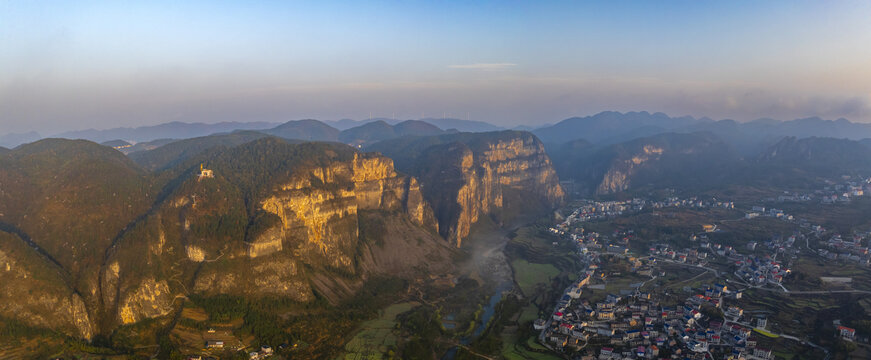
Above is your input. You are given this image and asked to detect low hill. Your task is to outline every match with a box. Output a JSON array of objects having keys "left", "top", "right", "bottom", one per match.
[
  {"left": 338, "top": 120, "right": 396, "bottom": 145},
  {"left": 261, "top": 119, "right": 340, "bottom": 141},
  {"left": 420, "top": 117, "right": 502, "bottom": 132},
  {"left": 758, "top": 137, "right": 871, "bottom": 173},
  {"left": 100, "top": 139, "right": 132, "bottom": 148},
  {"left": 54, "top": 121, "right": 278, "bottom": 143},
  {"left": 128, "top": 131, "right": 272, "bottom": 171},
  {"left": 547, "top": 132, "right": 871, "bottom": 197},
  {"left": 326, "top": 117, "right": 502, "bottom": 132},
  {"left": 536, "top": 111, "right": 871, "bottom": 157},
  {"left": 122, "top": 138, "right": 177, "bottom": 154},
  {"left": 0, "top": 131, "right": 42, "bottom": 148},
  {"left": 339, "top": 120, "right": 443, "bottom": 146},
  {"left": 548, "top": 132, "right": 741, "bottom": 195},
  {"left": 534, "top": 111, "right": 702, "bottom": 145}
]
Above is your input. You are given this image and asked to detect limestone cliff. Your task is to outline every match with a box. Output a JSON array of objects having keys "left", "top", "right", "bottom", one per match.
[
  {"left": 0, "top": 137, "right": 452, "bottom": 341},
  {"left": 256, "top": 152, "right": 438, "bottom": 271},
  {"left": 103, "top": 141, "right": 443, "bottom": 329},
  {"left": 0, "top": 231, "right": 94, "bottom": 340},
  {"left": 370, "top": 131, "right": 564, "bottom": 247},
  {"left": 595, "top": 144, "right": 664, "bottom": 194},
  {"left": 543, "top": 132, "right": 740, "bottom": 196}
]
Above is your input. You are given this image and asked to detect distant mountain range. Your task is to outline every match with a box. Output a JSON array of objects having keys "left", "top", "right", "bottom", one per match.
[
  {"left": 324, "top": 117, "right": 503, "bottom": 132},
  {"left": 125, "top": 120, "right": 454, "bottom": 169},
  {"left": 0, "top": 117, "right": 500, "bottom": 147},
  {"left": 0, "top": 131, "right": 42, "bottom": 148},
  {"left": 533, "top": 111, "right": 871, "bottom": 155},
  {"left": 53, "top": 121, "right": 279, "bottom": 144},
  {"left": 338, "top": 120, "right": 445, "bottom": 146},
  {"left": 7, "top": 111, "right": 871, "bottom": 152},
  {"left": 261, "top": 119, "right": 341, "bottom": 141},
  {"left": 550, "top": 130, "right": 871, "bottom": 196}
]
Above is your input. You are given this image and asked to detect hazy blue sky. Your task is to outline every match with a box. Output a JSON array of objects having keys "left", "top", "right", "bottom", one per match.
[{"left": 3, "top": 1, "right": 871, "bottom": 133}]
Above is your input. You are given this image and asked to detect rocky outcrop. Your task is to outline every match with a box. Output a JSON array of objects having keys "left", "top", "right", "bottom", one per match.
[
  {"left": 257, "top": 153, "right": 438, "bottom": 270},
  {"left": 446, "top": 135, "right": 563, "bottom": 246},
  {"left": 105, "top": 146, "right": 442, "bottom": 327},
  {"left": 596, "top": 144, "right": 664, "bottom": 194},
  {"left": 193, "top": 258, "right": 314, "bottom": 302},
  {"left": 552, "top": 132, "right": 738, "bottom": 195},
  {"left": 372, "top": 131, "right": 564, "bottom": 247},
  {"left": 0, "top": 137, "right": 452, "bottom": 341},
  {"left": 0, "top": 232, "right": 94, "bottom": 340},
  {"left": 117, "top": 278, "right": 174, "bottom": 325}
]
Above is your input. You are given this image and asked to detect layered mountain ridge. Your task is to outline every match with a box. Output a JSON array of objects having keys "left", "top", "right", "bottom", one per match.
[{"left": 0, "top": 130, "right": 564, "bottom": 341}]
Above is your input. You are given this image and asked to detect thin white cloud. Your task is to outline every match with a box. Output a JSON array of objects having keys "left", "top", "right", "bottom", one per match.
[{"left": 448, "top": 63, "right": 517, "bottom": 71}]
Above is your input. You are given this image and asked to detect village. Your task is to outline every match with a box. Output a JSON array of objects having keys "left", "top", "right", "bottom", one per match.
[
  {"left": 558, "top": 197, "right": 735, "bottom": 225},
  {"left": 536, "top": 191, "right": 871, "bottom": 359}
]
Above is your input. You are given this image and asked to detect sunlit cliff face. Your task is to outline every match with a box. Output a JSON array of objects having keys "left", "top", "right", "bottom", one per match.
[{"left": 436, "top": 136, "right": 564, "bottom": 247}]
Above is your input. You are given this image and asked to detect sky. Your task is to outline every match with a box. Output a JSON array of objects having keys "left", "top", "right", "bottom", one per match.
[{"left": 3, "top": 1, "right": 871, "bottom": 134}]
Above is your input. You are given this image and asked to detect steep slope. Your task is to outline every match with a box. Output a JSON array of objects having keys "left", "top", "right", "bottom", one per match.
[
  {"left": 262, "top": 119, "right": 340, "bottom": 141},
  {"left": 102, "top": 138, "right": 448, "bottom": 330},
  {"left": 0, "top": 139, "right": 155, "bottom": 339},
  {"left": 0, "top": 231, "right": 93, "bottom": 340},
  {"left": 0, "top": 137, "right": 455, "bottom": 341},
  {"left": 370, "top": 131, "right": 564, "bottom": 246}
]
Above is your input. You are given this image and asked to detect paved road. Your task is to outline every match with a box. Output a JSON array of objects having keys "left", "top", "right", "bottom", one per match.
[{"left": 752, "top": 287, "right": 871, "bottom": 295}]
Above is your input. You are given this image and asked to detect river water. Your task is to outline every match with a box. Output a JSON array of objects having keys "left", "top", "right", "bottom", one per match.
[{"left": 441, "top": 225, "right": 514, "bottom": 359}]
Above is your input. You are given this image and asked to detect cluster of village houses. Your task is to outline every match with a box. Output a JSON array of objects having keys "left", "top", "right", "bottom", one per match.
[
  {"left": 744, "top": 203, "right": 871, "bottom": 268},
  {"left": 539, "top": 222, "right": 871, "bottom": 359},
  {"left": 762, "top": 176, "right": 871, "bottom": 205},
  {"left": 558, "top": 198, "right": 734, "bottom": 225},
  {"left": 540, "top": 211, "right": 824, "bottom": 359},
  {"left": 541, "top": 187, "right": 871, "bottom": 358},
  {"left": 537, "top": 246, "right": 783, "bottom": 360},
  {"left": 818, "top": 234, "right": 871, "bottom": 267}
]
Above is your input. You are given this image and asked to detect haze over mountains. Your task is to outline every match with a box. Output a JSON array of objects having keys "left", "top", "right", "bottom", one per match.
[
  {"left": 6, "top": 111, "right": 871, "bottom": 199},
  {"left": 5, "top": 109, "right": 871, "bottom": 357},
  {"left": 7, "top": 111, "right": 871, "bottom": 149}
]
